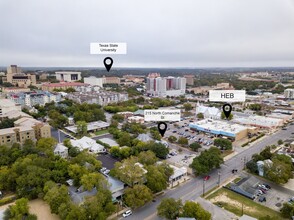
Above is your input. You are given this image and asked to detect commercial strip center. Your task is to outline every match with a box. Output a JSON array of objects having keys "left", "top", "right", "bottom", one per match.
[{"left": 189, "top": 119, "right": 257, "bottom": 141}]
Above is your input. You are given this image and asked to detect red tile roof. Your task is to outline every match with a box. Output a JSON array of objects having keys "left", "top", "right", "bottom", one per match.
[{"left": 42, "top": 82, "right": 87, "bottom": 87}]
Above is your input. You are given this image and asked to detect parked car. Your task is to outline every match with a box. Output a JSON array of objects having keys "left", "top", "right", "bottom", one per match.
[
  {"left": 123, "top": 210, "right": 132, "bottom": 218},
  {"left": 258, "top": 184, "right": 268, "bottom": 191},
  {"left": 263, "top": 184, "right": 271, "bottom": 189},
  {"left": 259, "top": 188, "right": 267, "bottom": 194},
  {"left": 204, "top": 175, "right": 210, "bottom": 181},
  {"left": 259, "top": 196, "right": 266, "bottom": 202},
  {"left": 257, "top": 190, "right": 264, "bottom": 195}
]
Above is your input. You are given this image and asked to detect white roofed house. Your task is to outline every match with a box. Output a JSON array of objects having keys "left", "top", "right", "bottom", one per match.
[
  {"left": 54, "top": 143, "right": 68, "bottom": 158},
  {"left": 70, "top": 136, "right": 106, "bottom": 154},
  {"left": 195, "top": 102, "right": 221, "bottom": 120}
]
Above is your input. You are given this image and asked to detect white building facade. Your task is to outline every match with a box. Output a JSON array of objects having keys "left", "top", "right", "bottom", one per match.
[
  {"left": 55, "top": 71, "right": 81, "bottom": 82},
  {"left": 146, "top": 76, "right": 186, "bottom": 97}
]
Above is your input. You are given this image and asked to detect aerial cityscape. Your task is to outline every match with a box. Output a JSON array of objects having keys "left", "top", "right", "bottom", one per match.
[{"left": 1, "top": 1, "right": 294, "bottom": 220}]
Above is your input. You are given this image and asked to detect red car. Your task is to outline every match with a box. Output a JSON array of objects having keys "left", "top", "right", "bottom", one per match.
[{"left": 204, "top": 175, "right": 210, "bottom": 181}]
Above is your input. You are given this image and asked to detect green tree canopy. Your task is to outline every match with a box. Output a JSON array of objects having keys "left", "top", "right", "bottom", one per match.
[
  {"left": 190, "top": 147, "right": 223, "bottom": 176},
  {"left": 157, "top": 198, "right": 183, "bottom": 220},
  {"left": 189, "top": 142, "right": 202, "bottom": 152},
  {"left": 146, "top": 165, "right": 168, "bottom": 193},
  {"left": 124, "top": 184, "right": 153, "bottom": 209},
  {"left": 214, "top": 138, "right": 232, "bottom": 150},
  {"left": 181, "top": 201, "right": 211, "bottom": 220}
]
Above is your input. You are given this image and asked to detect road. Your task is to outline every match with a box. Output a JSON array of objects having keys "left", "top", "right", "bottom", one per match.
[{"left": 126, "top": 123, "right": 294, "bottom": 220}]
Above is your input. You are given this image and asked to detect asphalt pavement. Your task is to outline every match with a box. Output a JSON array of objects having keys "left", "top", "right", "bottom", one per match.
[{"left": 125, "top": 123, "right": 294, "bottom": 220}]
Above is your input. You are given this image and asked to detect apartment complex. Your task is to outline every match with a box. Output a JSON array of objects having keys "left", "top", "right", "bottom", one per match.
[
  {"left": 7, "top": 91, "right": 61, "bottom": 107},
  {"left": 2, "top": 65, "right": 37, "bottom": 88},
  {"left": 284, "top": 88, "right": 294, "bottom": 99},
  {"left": 55, "top": 71, "right": 81, "bottom": 82},
  {"left": 67, "top": 86, "right": 128, "bottom": 106},
  {"left": 41, "top": 82, "right": 88, "bottom": 92},
  {"left": 0, "top": 99, "right": 22, "bottom": 116},
  {"left": 0, "top": 117, "right": 51, "bottom": 146},
  {"left": 146, "top": 76, "right": 186, "bottom": 97}
]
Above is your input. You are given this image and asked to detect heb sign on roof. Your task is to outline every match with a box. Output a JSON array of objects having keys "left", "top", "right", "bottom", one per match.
[{"left": 209, "top": 90, "right": 246, "bottom": 102}]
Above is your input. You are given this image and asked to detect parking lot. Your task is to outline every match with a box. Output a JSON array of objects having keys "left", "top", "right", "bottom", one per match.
[
  {"left": 165, "top": 119, "right": 216, "bottom": 150},
  {"left": 238, "top": 175, "right": 293, "bottom": 211},
  {"left": 166, "top": 148, "right": 198, "bottom": 167}
]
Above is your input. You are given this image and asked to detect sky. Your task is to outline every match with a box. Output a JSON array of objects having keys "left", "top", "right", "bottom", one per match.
[{"left": 0, "top": 0, "right": 294, "bottom": 68}]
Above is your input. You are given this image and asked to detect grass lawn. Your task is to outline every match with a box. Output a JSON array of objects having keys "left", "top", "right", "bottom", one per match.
[
  {"left": 95, "top": 129, "right": 109, "bottom": 136},
  {"left": 233, "top": 177, "right": 242, "bottom": 184},
  {"left": 207, "top": 188, "right": 285, "bottom": 220},
  {"left": 221, "top": 150, "right": 234, "bottom": 158}
]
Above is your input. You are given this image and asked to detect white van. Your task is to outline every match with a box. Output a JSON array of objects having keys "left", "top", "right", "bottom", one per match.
[{"left": 123, "top": 210, "right": 132, "bottom": 218}]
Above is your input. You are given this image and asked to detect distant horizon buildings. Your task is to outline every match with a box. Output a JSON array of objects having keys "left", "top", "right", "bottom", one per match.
[
  {"left": 55, "top": 71, "right": 81, "bottom": 82},
  {"left": 146, "top": 75, "right": 186, "bottom": 97},
  {"left": 2, "top": 65, "right": 37, "bottom": 88},
  {"left": 183, "top": 74, "right": 195, "bottom": 86}
]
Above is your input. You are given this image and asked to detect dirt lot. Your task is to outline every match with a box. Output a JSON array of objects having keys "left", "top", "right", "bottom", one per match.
[
  {"left": 29, "top": 199, "right": 60, "bottom": 220},
  {"left": 207, "top": 188, "right": 284, "bottom": 220},
  {"left": 0, "top": 199, "right": 59, "bottom": 220}
]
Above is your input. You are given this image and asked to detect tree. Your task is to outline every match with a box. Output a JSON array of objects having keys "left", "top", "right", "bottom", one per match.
[
  {"left": 249, "top": 103, "right": 262, "bottom": 111},
  {"left": 189, "top": 142, "right": 201, "bottom": 152},
  {"left": 178, "top": 137, "right": 189, "bottom": 147},
  {"left": 83, "top": 189, "right": 115, "bottom": 219},
  {"left": 278, "top": 139, "right": 283, "bottom": 145},
  {"left": 111, "top": 157, "right": 145, "bottom": 187},
  {"left": 138, "top": 151, "right": 157, "bottom": 165},
  {"left": 265, "top": 157, "right": 293, "bottom": 184},
  {"left": 36, "top": 137, "right": 57, "bottom": 156},
  {"left": 280, "top": 202, "right": 294, "bottom": 218},
  {"left": 124, "top": 185, "right": 153, "bottom": 209},
  {"left": 190, "top": 147, "right": 223, "bottom": 175},
  {"left": 197, "top": 113, "right": 204, "bottom": 119},
  {"left": 221, "top": 111, "right": 233, "bottom": 120},
  {"left": 246, "top": 160, "right": 258, "bottom": 174},
  {"left": 168, "top": 136, "right": 177, "bottom": 143},
  {"left": 44, "top": 184, "right": 70, "bottom": 214},
  {"left": 68, "top": 164, "right": 89, "bottom": 186},
  {"left": 0, "top": 118, "right": 16, "bottom": 129},
  {"left": 214, "top": 138, "right": 232, "bottom": 150},
  {"left": 148, "top": 142, "right": 169, "bottom": 159},
  {"left": 183, "top": 103, "right": 193, "bottom": 111},
  {"left": 181, "top": 201, "right": 211, "bottom": 220},
  {"left": 76, "top": 121, "right": 87, "bottom": 137},
  {"left": 112, "top": 114, "right": 124, "bottom": 123},
  {"left": 4, "top": 198, "right": 37, "bottom": 220},
  {"left": 150, "top": 127, "right": 161, "bottom": 140},
  {"left": 157, "top": 198, "right": 182, "bottom": 220},
  {"left": 146, "top": 165, "right": 168, "bottom": 193},
  {"left": 117, "top": 132, "right": 132, "bottom": 147},
  {"left": 260, "top": 146, "right": 272, "bottom": 160},
  {"left": 80, "top": 172, "right": 108, "bottom": 191}
]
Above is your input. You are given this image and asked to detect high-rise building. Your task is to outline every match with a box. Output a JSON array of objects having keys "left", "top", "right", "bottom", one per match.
[
  {"left": 284, "top": 89, "right": 294, "bottom": 99},
  {"left": 184, "top": 75, "right": 195, "bottom": 86},
  {"left": 3, "top": 65, "right": 37, "bottom": 88},
  {"left": 7, "top": 65, "right": 21, "bottom": 74},
  {"left": 146, "top": 76, "right": 186, "bottom": 97}
]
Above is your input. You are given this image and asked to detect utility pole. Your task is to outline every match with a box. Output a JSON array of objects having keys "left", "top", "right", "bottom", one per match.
[{"left": 202, "top": 179, "right": 205, "bottom": 197}]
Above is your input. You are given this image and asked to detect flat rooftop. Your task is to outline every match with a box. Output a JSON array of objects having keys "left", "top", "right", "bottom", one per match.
[
  {"left": 65, "top": 121, "right": 109, "bottom": 133},
  {"left": 190, "top": 119, "right": 251, "bottom": 135}
]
